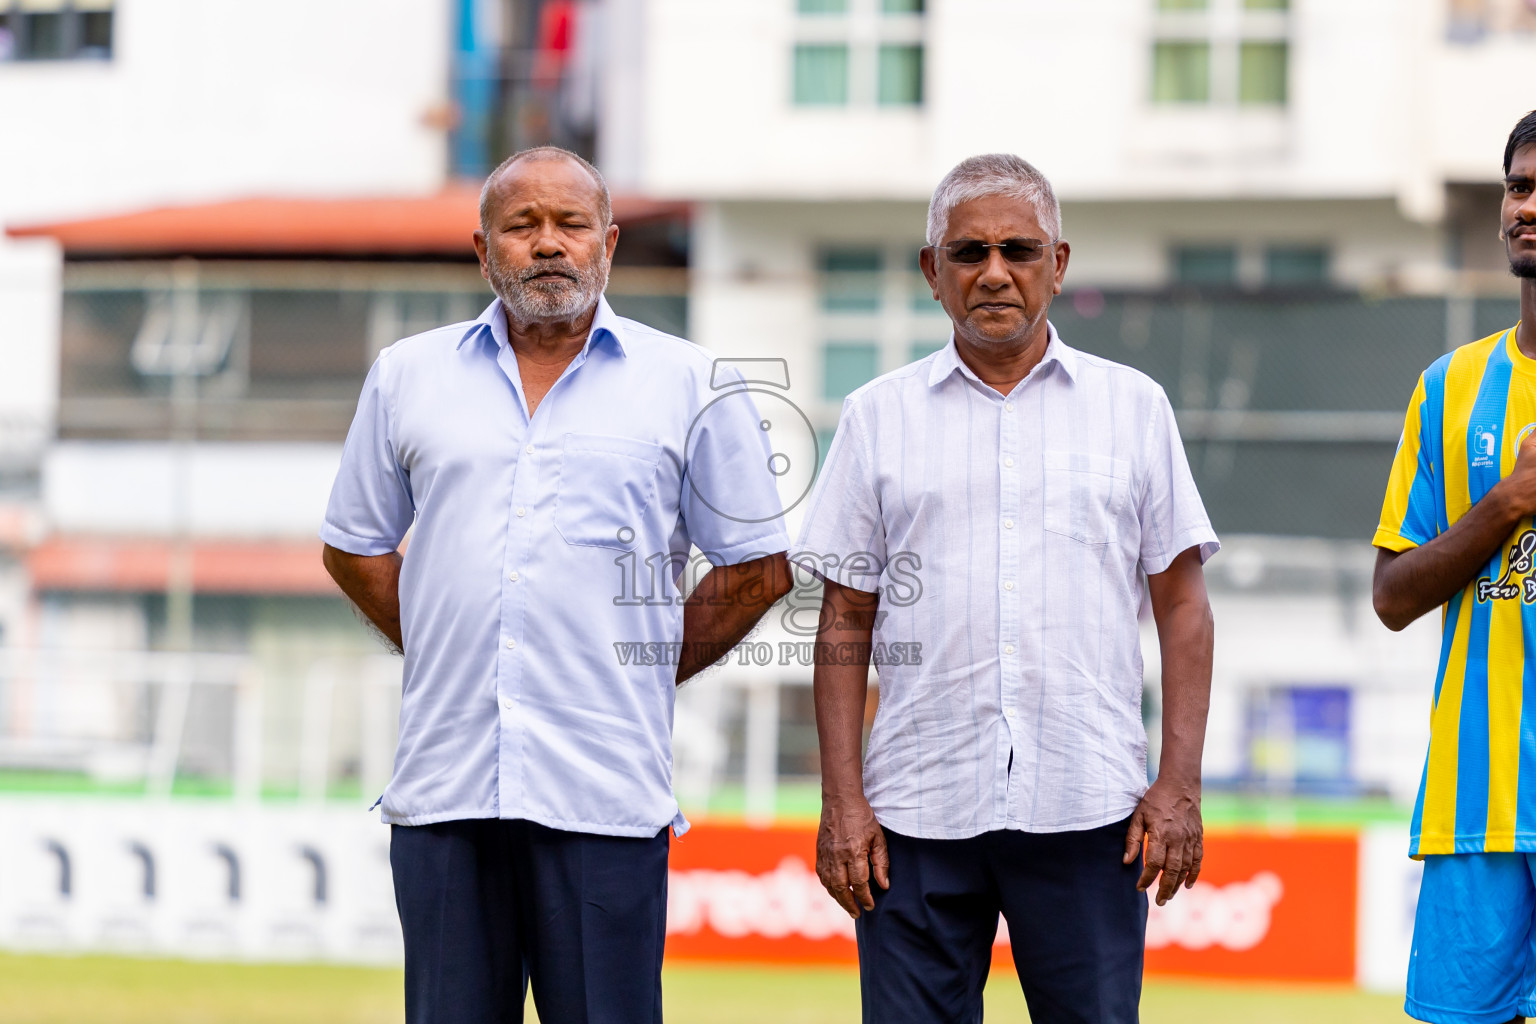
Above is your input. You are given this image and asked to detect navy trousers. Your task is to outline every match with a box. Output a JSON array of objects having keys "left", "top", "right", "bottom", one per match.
[
  {"left": 390, "top": 818, "right": 669, "bottom": 1024},
  {"left": 855, "top": 816, "right": 1147, "bottom": 1024}
]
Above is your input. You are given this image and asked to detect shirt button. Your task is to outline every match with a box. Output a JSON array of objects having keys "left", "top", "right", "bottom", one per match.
[
  {"left": 505, "top": 639, "right": 516, "bottom": 650},
  {"left": 1005, "top": 402, "right": 1015, "bottom": 412},
  {"left": 525, "top": 444, "right": 535, "bottom": 455},
  {"left": 508, "top": 571, "right": 520, "bottom": 582},
  {"left": 1003, "top": 581, "right": 1015, "bottom": 591},
  {"left": 1004, "top": 644, "right": 1015, "bottom": 655},
  {"left": 516, "top": 507, "right": 526, "bottom": 517},
  {"left": 502, "top": 697, "right": 514, "bottom": 710},
  {"left": 1004, "top": 457, "right": 1015, "bottom": 468},
  {"left": 1005, "top": 707, "right": 1017, "bottom": 718},
  {"left": 1004, "top": 519, "right": 1014, "bottom": 529}
]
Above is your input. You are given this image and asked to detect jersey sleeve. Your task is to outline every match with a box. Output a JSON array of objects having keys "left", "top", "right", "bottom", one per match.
[{"left": 1374, "top": 374, "right": 1438, "bottom": 552}]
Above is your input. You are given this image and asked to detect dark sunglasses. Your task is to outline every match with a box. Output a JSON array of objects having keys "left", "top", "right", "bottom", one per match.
[{"left": 931, "top": 238, "right": 1060, "bottom": 265}]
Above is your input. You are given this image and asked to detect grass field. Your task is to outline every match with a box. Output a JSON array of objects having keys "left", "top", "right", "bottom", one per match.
[{"left": 0, "top": 953, "right": 1415, "bottom": 1023}]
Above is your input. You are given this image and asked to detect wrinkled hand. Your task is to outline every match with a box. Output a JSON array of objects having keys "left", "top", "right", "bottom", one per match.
[
  {"left": 1123, "top": 776, "right": 1203, "bottom": 906},
  {"left": 816, "top": 794, "right": 890, "bottom": 918}
]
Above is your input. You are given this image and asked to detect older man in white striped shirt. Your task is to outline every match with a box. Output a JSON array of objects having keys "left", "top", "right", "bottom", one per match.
[{"left": 796, "top": 154, "right": 1218, "bottom": 1024}]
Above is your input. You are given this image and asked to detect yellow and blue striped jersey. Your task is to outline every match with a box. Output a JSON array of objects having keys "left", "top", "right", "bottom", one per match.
[{"left": 1376, "top": 325, "right": 1534, "bottom": 857}]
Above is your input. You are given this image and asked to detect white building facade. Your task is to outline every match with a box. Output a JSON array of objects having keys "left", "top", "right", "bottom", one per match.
[
  {"left": 608, "top": 0, "right": 1534, "bottom": 806},
  {"left": 1, "top": 0, "right": 1534, "bottom": 810}
]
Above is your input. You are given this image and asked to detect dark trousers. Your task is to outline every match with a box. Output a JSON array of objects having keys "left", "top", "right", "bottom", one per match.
[
  {"left": 855, "top": 816, "right": 1147, "bottom": 1024},
  {"left": 390, "top": 818, "right": 669, "bottom": 1024}
]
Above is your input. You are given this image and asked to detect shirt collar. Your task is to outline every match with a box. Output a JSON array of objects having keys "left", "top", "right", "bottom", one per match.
[
  {"left": 927, "top": 320, "right": 1077, "bottom": 388},
  {"left": 456, "top": 295, "right": 628, "bottom": 357}
]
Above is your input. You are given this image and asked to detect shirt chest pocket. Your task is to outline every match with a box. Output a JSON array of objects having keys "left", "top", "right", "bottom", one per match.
[
  {"left": 1041, "top": 451, "right": 1131, "bottom": 547},
  {"left": 555, "top": 433, "right": 664, "bottom": 549}
]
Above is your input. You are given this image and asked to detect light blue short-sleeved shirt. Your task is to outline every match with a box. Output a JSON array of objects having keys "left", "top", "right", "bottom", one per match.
[
  {"left": 795, "top": 327, "right": 1218, "bottom": 839},
  {"left": 322, "top": 297, "right": 789, "bottom": 836}
]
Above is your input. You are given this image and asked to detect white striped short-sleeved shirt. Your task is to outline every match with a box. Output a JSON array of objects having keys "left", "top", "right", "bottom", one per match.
[{"left": 794, "top": 325, "right": 1218, "bottom": 840}]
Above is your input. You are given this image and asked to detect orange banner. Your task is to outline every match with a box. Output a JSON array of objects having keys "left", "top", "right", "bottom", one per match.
[
  {"left": 1140, "top": 830, "right": 1358, "bottom": 982},
  {"left": 666, "top": 822, "right": 1358, "bottom": 981}
]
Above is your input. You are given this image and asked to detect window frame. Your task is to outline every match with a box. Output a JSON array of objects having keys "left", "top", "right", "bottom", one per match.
[
  {"left": 0, "top": 2, "right": 114, "bottom": 63},
  {"left": 1149, "top": 0, "right": 1288, "bottom": 109},
  {"left": 791, "top": 0, "right": 925, "bottom": 109},
  {"left": 813, "top": 241, "right": 948, "bottom": 419}
]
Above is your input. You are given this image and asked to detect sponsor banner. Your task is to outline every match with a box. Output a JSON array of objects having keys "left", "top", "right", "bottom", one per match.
[
  {"left": 669, "top": 823, "right": 1360, "bottom": 982},
  {"left": 1140, "top": 831, "right": 1358, "bottom": 982},
  {"left": 667, "top": 822, "right": 856, "bottom": 964},
  {"left": 0, "top": 798, "right": 1371, "bottom": 983},
  {"left": 0, "top": 796, "right": 400, "bottom": 964},
  {"left": 1356, "top": 825, "right": 1420, "bottom": 992}
]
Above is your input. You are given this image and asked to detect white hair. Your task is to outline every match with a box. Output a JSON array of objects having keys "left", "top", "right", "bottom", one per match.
[{"left": 925, "top": 154, "right": 1062, "bottom": 246}]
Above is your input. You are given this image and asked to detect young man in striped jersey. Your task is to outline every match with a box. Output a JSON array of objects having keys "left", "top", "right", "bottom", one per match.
[{"left": 1374, "top": 109, "right": 1536, "bottom": 1024}]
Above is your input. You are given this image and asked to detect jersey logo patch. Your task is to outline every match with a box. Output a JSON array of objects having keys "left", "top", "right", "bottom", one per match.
[
  {"left": 1473, "top": 426, "right": 1499, "bottom": 469},
  {"left": 1476, "top": 529, "right": 1536, "bottom": 603}
]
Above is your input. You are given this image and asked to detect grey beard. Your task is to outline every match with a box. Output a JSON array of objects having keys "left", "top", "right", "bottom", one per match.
[{"left": 490, "top": 254, "right": 609, "bottom": 324}]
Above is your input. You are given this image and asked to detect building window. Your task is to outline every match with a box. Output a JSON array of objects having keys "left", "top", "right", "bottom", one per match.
[
  {"left": 1151, "top": 0, "right": 1287, "bottom": 108},
  {"left": 0, "top": 2, "right": 114, "bottom": 62},
  {"left": 876, "top": 43, "right": 922, "bottom": 105},
  {"left": 815, "top": 242, "right": 947, "bottom": 426},
  {"left": 1265, "top": 245, "right": 1330, "bottom": 287},
  {"left": 793, "top": 44, "right": 850, "bottom": 105},
  {"left": 819, "top": 248, "right": 883, "bottom": 312},
  {"left": 823, "top": 342, "right": 880, "bottom": 400},
  {"left": 1173, "top": 245, "right": 1239, "bottom": 286},
  {"left": 909, "top": 339, "right": 945, "bottom": 362},
  {"left": 792, "top": 0, "right": 924, "bottom": 108},
  {"left": 1238, "top": 41, "right": 1287, "bottom": 104},
  {"left": 1151, "top": 41, "right": 1211, "bottom": 103}
]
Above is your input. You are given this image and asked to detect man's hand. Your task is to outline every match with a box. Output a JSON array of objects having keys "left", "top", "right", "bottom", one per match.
[
  {"left": 816, "top": 793, "right": 889, "bottom": 918},
  {"left": 1123, "top": 775, "right": 1203, "bottom": 905},
  {"left": 1497, "top": 430, "right": 1536, "bottom": 517},
  {"left": 1374, "top": 432, "right": 1536, "bottom": 631}
]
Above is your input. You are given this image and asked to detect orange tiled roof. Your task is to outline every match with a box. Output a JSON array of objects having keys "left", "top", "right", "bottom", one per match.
[
  {"left": 29, "top": 537, "right": 337, "bottom": 595},
  {"left": 6, "top": 188, "right": 688, "bottom": 257}
]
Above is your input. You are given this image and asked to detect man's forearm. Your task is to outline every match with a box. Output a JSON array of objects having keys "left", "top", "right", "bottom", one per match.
[
  {"left": 814, "top": 580, "right": 878, "bottom": 800},
  {"left": 1156, "top": 601, "right": 1213, "bottom": 786},
  {"left": 676, "top": 552, "right": 793, "bottom": 684},
  {"left": 322, "top": 545, "right": 404, "bottom": 652},
  {"left": 1374, "top": 484, "right": 1524, "bottom": 630},
  {"left": 1147, "top": 549, "right": 1213, "bottom": 786}
]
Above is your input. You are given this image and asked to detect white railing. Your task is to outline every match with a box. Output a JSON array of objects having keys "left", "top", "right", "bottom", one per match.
[{"left": 0, "top": 648, "right": 402, "bottom": 803}]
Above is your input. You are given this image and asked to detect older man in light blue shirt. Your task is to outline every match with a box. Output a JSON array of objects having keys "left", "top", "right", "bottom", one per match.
[{"left": 321, "top": 146, "right": 791, "bottom": 1024}]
